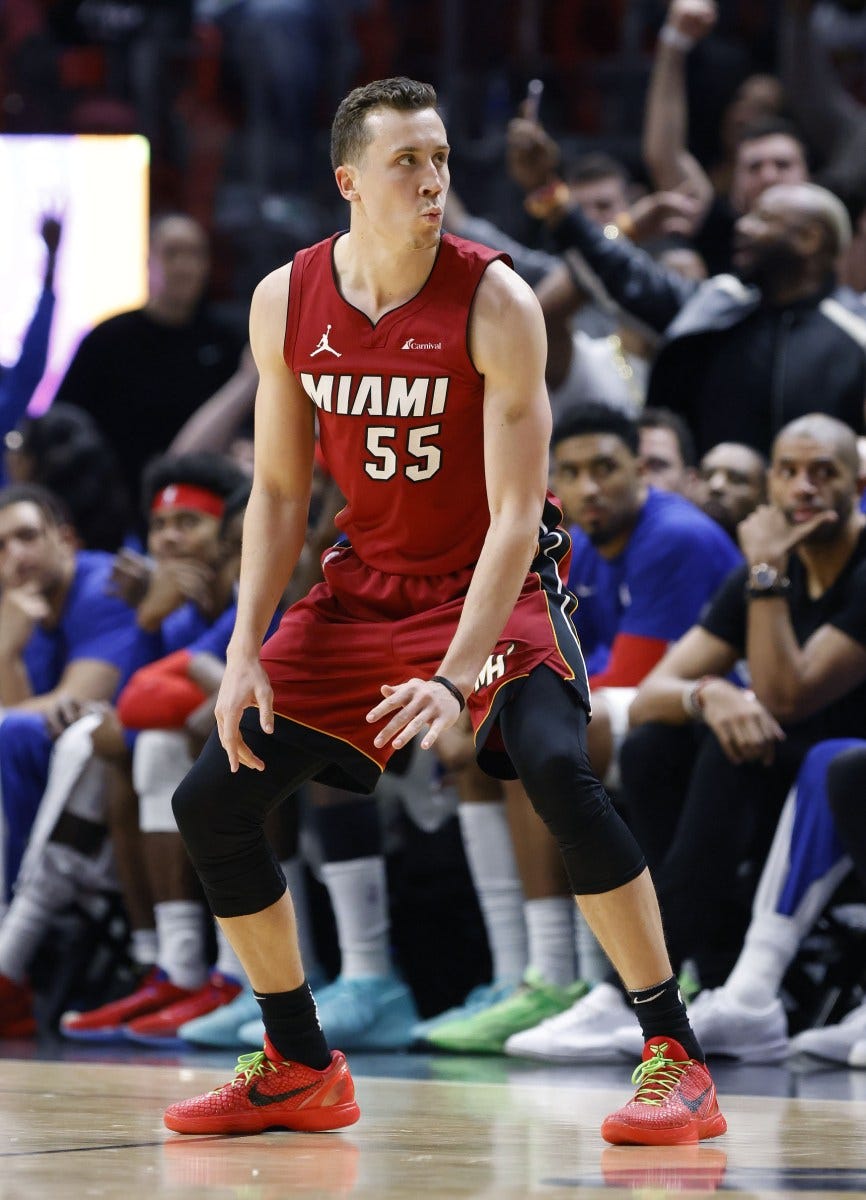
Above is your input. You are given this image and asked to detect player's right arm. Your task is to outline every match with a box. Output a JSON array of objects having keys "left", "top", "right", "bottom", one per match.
[{"left": 216, "top": 263, "right": 316, "bottom": 772}]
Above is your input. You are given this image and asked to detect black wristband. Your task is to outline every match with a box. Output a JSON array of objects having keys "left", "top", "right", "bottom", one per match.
[{"left": 431, "top": 674, "right": 466, "bottom": 712}]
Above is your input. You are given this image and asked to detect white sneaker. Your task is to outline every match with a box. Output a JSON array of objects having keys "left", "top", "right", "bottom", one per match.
[
  {"left": 789, "top": 1001, "right": 866, "bottom": 1065},
  {"left": 677, "top": 987, "right": 788, "bottom": 1062},
  {"left": 504, "top": 982, "right": 636, "bottom": 1063}
]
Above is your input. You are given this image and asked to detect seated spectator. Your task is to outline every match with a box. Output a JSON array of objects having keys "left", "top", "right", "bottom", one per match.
[
  {"left": 420, "top": 404, "right": 741, "bottom": 1056},
  {"left": 0, "top": 456, "right": 247, "bottom": 1038},
  {"left": 789, "top": 742, "right": 866, "bottom": 1066},
  {"left": 692, "top": 442, "right": 767, "bottom": 541},
  {"left": 0, "top": 216, "right": 61, "bottom": 447},
  {"left": 59, "top": 458, "right": 258, "bottom": 1045},
  {"left": 502, "top": 412, "right": 866, "bottom": 1064},
  {"left": 637, "top": 407, "right": 698, "bottom": 496},
  {"left": 624, "top": 413, "right": 866, "bottom": 986},
  {"left": 0, "top": 484, "right": 139, "bottom": 902},
  {"left": 611, "top": 736, "right": 866, "bottom": 1063},
  {"left": 53, "top": 213, "right": 244, "bottom": 504},
  {"left": 532, "top": 178, "right": 865, "bottom": 456},
  {"left": 5, "top": 404, "right": 131, "bottom": 551}
]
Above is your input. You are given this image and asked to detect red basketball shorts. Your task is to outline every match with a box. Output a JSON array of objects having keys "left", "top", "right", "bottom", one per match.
[{"left": 259, "top": 526, "right": 589, "bottom": 791}]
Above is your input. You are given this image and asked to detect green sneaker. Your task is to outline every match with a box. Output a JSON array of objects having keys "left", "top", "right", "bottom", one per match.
[{"left": 424, "top": 968, "right": 588, "bottom": 1054}]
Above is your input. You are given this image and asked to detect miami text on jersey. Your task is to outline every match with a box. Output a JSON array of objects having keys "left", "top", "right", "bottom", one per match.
[{"left": 299, "top": 373, "right": 450, "bottom": 417}]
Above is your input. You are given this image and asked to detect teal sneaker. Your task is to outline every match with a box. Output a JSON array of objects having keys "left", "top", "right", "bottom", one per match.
[
  {"left": 424, "top": 968, "right": 588, "bottom": 1054},
  {"left": 309, "top": 974, "right": 419, "bottom": 1050},
  {"left": 412, "top": 980, "right": 519, "bottom": 1044},
  {"left": 179, "top": 985, "right": 262, "bottom": 1049},
  {"left": 240, "top": 974, "right": 420, "bottom": 1051}
]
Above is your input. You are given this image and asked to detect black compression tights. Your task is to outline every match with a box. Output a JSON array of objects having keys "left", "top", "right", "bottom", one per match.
[
  {"left": 172, "top": 718, "right": 326, "bottom": 918},
  {"left": 499, "top": 667, "right": 646, "bottom": 895}
]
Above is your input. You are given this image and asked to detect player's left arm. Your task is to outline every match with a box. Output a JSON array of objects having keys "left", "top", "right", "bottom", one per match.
[{"left": 368, "top": 261, "right": 551, "bottom": 750}]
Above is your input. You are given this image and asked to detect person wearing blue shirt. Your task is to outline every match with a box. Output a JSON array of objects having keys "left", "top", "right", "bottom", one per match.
[
  {"left": 0, "top": 461, "right": 250, "bottom": 1038},
  {"left": 0, "top": 483, "right": 139, "bottom": 901},
  {"left": 553, "top": 403, "right": 742, "bottom": 772}
]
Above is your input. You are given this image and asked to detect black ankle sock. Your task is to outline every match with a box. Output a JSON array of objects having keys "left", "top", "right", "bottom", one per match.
[
  {"left": 628, "top": 975, "right": 704, "bottom": 1062},
  {"left": 254, "top": 980, "right": 331, "bottom": 1070}
]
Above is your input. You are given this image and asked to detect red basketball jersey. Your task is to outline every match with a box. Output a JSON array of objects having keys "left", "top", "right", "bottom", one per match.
[{"left": 284, "top": 233, "right": 509, "bottom": 575}]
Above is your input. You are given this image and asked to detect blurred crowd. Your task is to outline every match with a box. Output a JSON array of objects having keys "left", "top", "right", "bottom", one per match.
[{"left": 3, "top": 0, "right": 866, "bottom": 1073}]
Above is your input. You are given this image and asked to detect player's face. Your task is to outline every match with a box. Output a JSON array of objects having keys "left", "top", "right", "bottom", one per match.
[
  {"left": 0, "top": 501, "right": 69, "bottom": 592},
  {"left": 347, "top": 107, "right": 450, "bottom": 249},
  {"left": 769, "top": 434, "right": 856, "bottom": 544},
  {"left": 552, "top": 433, "right": 644, "bottom": 549},
  {"left": 731, "top": 134, "right": 807, "bottom": 214},
  {"left": 695, "top": 443, "right": 766, "bottom": 536},
  {"left": 147, "top": 507, "right": 222, "bottom": 565},
  {"left": 638, "top": 427, "right": 689, "bottom": 494}
]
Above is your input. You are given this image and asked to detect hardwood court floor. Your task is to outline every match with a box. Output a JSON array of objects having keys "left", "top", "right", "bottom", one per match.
[{"left": 3, "top": 1045, "right": 866, "bottom": 1198}]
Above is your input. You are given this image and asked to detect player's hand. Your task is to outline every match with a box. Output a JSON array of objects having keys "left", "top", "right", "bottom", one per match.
[
  {"left": 214, "top": 655, "right": 274, "bottom": 772},
  {"left": 367, "top": 677, "right": 464, "bottom": 752},
  {"left": 738, "top": 503, "right": 837, "bottom": 570},
  {"left": 700, "top": 678, "right": 785, "bottom": 765}
]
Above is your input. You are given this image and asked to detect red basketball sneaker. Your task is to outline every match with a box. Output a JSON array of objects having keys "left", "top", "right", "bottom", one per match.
[
  {"left": 601, "top": 1037, "right": 727, "bottom": 1146},
  {"left": 163, "top": 1036, "right": 361, "bottom": 1135},
  {"left": 59, "top": 967, "right": 192, "bottom": 1041},
  {"left": 0, "top": 973, "right": 36, "bottom": 1038},
  {"left": 124, "top": 972, "right": 242, "bottom": 1047}
]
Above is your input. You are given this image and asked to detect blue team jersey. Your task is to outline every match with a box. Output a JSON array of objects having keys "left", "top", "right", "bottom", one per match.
[
  {"left": 567, "top": 489, "right": 742, "bottom": 676},
  {"left": 22, "top": 550, "right": 140, "bottom": 697}
]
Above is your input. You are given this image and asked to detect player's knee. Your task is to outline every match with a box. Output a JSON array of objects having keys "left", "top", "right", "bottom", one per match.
[{"left": 171, "top": 768, "right": 212, "bottom": 854}]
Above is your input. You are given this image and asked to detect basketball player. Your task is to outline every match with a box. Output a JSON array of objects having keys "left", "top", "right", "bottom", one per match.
[{"left": 163, "top": 77, "right": 725, "bottom": 1146}]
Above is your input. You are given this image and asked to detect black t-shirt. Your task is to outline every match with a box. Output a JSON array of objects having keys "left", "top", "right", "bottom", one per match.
[
  {"left": 701, "top": 527, "right": 866, "bottom": 743},
  {"left": 54, "top": 307, "right": 243, "bottom": 499}
]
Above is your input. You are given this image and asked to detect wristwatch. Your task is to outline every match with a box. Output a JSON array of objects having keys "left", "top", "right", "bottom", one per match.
[{"left": 745, "top": 562, "right": 791, "bottom": 599}]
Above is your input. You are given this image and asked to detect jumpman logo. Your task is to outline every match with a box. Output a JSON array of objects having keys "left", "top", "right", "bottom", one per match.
[{"left": 311, "top": 324, "right": 342, "bottom": 358}]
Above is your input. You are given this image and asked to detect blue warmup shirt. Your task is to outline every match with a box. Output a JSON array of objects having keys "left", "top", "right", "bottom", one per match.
[
  {"left": 567, "top": 488, "right": 742, "bottom": 677},
  {"left": 22, "top": 550, "right": 140, "bottom": 697}
]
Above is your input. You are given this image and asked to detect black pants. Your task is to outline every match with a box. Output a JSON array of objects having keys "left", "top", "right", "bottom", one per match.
[
  {"left": 618, "top": 722, "right": 808, "bottom": 986},
  {"left": 172, "top": 667, "right": 646, "bottom": 918}
]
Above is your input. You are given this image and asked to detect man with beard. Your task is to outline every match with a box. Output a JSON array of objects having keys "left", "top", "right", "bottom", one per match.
[
  {"left": 615, "top": 414, "right": 866, "bottom": 999},
  {"left": 527, "top": 181, "right": 866, "bottom": 457},
  {"left": 692, "top": 442, "right": 767, "bottom": 542}
]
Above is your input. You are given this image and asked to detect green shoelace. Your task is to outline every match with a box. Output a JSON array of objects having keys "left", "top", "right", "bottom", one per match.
[
  {"left": 211, "top": 1050, "right": 279, "bottom": 1092},
  {"left": 629, "top": 1042, "right": 689, "bottom": 1106}
]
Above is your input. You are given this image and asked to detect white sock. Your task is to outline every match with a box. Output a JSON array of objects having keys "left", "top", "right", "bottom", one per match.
[
  {"left": 130, "top": 927, "right": 158, "bottom": 968},
  {"left": 724, "top": 912, "right": 802, "bottom": 1008},
  {"left": 154, "top": 900, "right": 209, "bottom": 990},
  {"left": 574, "top": 906, "right": 609, "bottom": 984},
  {"left": 0, "top": 894, "right": 50, "bottom": 983},
  {"left": 281, "top": 855, "right": 323, "bottom": 980},
  {"left": 214, "top": 923, "right": 246, "bottom": 983},
  {"left": 524, "top": 897, "right": 576, "bottom": 986},
  {"left": 320, "top": 856, "right": 391, "bottom": 979},
  {"left": 457, "top": 802, "right": 527, "bottom": 983}
]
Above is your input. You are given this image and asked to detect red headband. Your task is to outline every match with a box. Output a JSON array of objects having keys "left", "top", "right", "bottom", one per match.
[{"left": 151, "top": 484, "right": 225, "bottom": 519}]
